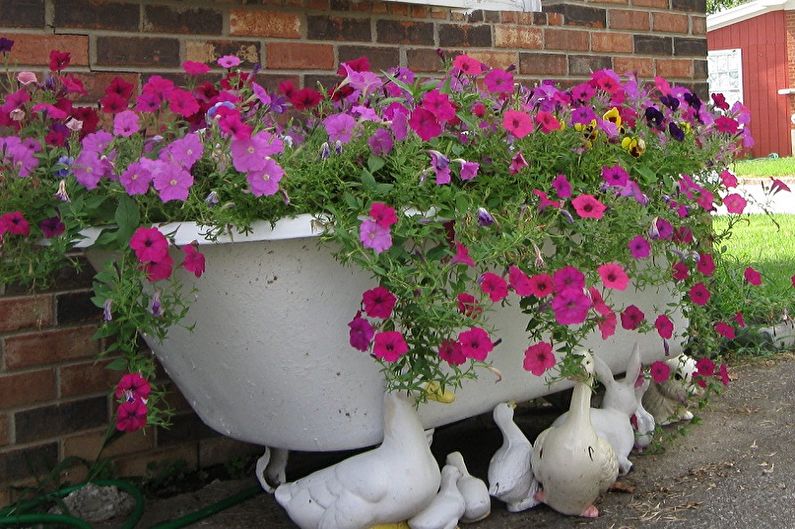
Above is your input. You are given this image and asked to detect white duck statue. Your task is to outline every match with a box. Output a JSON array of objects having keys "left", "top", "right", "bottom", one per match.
[
  {"left": 531, "top": 349, "right": 619, "bottom": 517},
  {"left": 408, "top": 464, "right": 466, "bottom": 529},
  {"left": 274, "top": 392, "right": 441, "bottom": 529},
  {"left": 445, "top": 452, "right": 490, "bottom": 523},
  {"left": 487, "top": 402, "right": 539, "bottom": 512}
]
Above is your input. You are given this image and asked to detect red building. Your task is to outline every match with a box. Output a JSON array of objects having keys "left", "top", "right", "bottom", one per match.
[{"left": 708, "top": 0, "right": 795, "bottom": 157}]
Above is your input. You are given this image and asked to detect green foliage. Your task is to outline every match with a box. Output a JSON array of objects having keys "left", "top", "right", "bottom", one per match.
[{"left": 707, "top": 0, "right": 747, "bottom": 14}]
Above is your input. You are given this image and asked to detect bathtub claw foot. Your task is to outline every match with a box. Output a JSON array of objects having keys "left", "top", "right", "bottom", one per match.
[{"left": 256, "top": 446, "right": 289, "bottom": 493}]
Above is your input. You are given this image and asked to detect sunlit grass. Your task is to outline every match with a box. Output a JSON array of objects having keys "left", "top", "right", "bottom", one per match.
[{"left": 733, "top": 157, "right": 795, "bottom": 178}]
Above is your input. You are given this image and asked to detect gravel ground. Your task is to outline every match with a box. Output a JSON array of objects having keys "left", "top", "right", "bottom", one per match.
[{"left": 133, "top": 354, "right": 795, "bottom": 529}]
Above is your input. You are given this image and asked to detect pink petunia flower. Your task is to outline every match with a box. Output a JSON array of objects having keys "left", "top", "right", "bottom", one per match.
[
  {"left": 720, "top": 170, "right": 738, "bottom": 188},
  {"left": 479, "top": 272, "right": 509, "bottom": 302},
  {"left": 144, "top": 253, "right": 174, "bottom": 282},
  {"left": 484, "top": 69, "right": 514, "bottom": 95},
  {"left": 409, "top": 107, "right": 441, "bottom": 141},
  {"left": 182, "top": 61, "right": 210, "bottom": 75},
  {"left": 744, "top": 266, "right": 762, "bottom": 286},
  {"left": 359, "top": 219, "right": 392, "bottom": 254},
  {"left": 459, "top": 160, "right": 479, "bottom": 181},
  {"left": 362, "top": 286, "right": 397, "bottom": 319},
  {"left": 571, "top": 194, "right": 607, "bottom": 219},
  {"left": 231, "top": 131, "right": 284, "bottom": 173},
  {"left": 452, "top": 54, "right": 484, "bottom": 75},
  {"left": 628, "top": 235, "right": 651, "bottom": 259},
  {"left": 217, "top": 55, "right": 241, "bottom": 69},
  {"left": 535, "top": 111, "right": 561, "bottom": 133},
  {"left": 597, "top": 262, "right": 629, "bottom": 290},
  {"left": 714, "top": 321, "right": 736, "bottom": 339},
  {"left": 602, "top": 164, "right": 630, "bottom": 187},
  {"left": 129, "top": 227, "right": 168, "bottom": 263},
  {"left": 553, "top": 265, "right": 585, "bottom": 292},
  {"left": 323, "top": 113, "right": 357, "bottom": 144},
  {"left": 523, "top": 341, "right": 556, "bottom": 376},
  {"left": 621, "top": 305, "right": 645, "bottom": 330},
  {"left": 533, "top": 189, "right": 560, "bottom": 210},
  {"left": 696, "top": 253, "right": 716, "bottom": 276},
  {"left": 655, "top": 314, "right": 674, "bottom": 339},
  {"left": 0, "top": 211, "right": 30, "bottom": 236},
  {"left": 650, "top": 361, "right": 670, "bottom": 383},
  {"left": 247, "top": 158, "right": 284, "bottom": 197},
  {"left": 421, "top": 90, "right": 456, "bottom": 123},
  {"left": 116, "top": 399, "right": 148, "bottom": 432},
  {"left": 723, "top": 193, "right": 747, "bottom": 214},
  {"left": 181, "top": 244, "right": 205, "bottom": 278},
  {"left": 689, "top": 282, "right": 711, "bottom": 305},
  {"left": 502, "top": 110, "right": 533, "bottom": 138},
  {"left": 457, "top": 327, "right": 493, "bottom": 361},
  {"left": 508, "top": 265, "right": 534, "bottom": 297},
  {"left": 17, "top": 71, "right": 37, "bottom": 85},
  {"left": 438, "top": 339, "right": 466, "bottom": 366},
  {"left": 348, "top": 313, "right": 374, "bottom": 351},
  {"left": 551, "top": 173, "right": 572, "bottom": 198},
  {"left": 451, "top": 242, "right": 475, "bottom": 268},
  {"left": 528, "top": 274, "right": 554, "bottom": 298},
  {"left": 113, "top": 110, "right": 140, "bottom": 137},
  {"left": 456, "top": 292, "right": 482, "bottom": 317},
  {"left": 552, "top": 288, "right": 591, "bottom": 325},
  {"left": 373, "top": 331, "right": 409, "bottom": 362},
  {"left": 509, "top": 151, "right": 528, "bottom": 174}
]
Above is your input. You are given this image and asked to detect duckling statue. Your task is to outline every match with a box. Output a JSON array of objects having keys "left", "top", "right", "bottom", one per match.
[
  {"left": 408, "top": 464, "right": 466, "bottom": 529},
  {"left": 487, "top": 402, "right": 539, "bottom": 512},
  {"left": 445, "top": 452, "right": 490, "bottom": 523},
  {"left": 531, "top": 349, "right": 619, "bottom": 517},
  {"left": 274, "top": 392, "right": 441, "bottom": 529}
]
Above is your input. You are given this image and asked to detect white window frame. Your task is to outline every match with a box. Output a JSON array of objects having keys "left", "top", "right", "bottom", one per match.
[{"left": 707, "top": 48, "right": 744, "bottom": 106}]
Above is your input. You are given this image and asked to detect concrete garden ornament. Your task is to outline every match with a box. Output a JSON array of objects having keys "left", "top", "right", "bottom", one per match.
[
  {"left": 444, "top": 452, "right": 490, "bottom": 523},
  {"left": 487, "top": 402, "right": 539, "bottom": 512},
  {"left": 643, "top": 354, "right": 702, "bottom": 425}
]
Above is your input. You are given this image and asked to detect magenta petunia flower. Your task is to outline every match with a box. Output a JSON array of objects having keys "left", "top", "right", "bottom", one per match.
[
  {"left": 421, "top": 90, "right": 456, "bottom": 123},
  {"left": 571, "top": 194, "right": 606, "bottom": 219},
  {"left": 129, "top": 227, "right": 169, "bottom": 264},
  {"left": 650, "top": 361, "right": 670, "bottom": 383},
  {"left": 553, "top": 265, "right": 585, "bottom": 292},
  {"left": 484, "top": 68, "right": 514, "bottom": 95},
  {"left": 718, "top": 363, "right": 730, "bottom": 386},
  {"left": 113, "top": 110, "right": 140, "bottom": 137},
  {"left": 696, "top": 253, "right": 715, "bottom": 276},
  {"left": 0, "top": 211, "right": 30, "bottom": 236},
  {"left": 654, "top": 217, "right": 674, "bottom": 240},
  {"left": 181, "top": 244, "right": 205, "bottom": 278},
  {"left": 247, "top": 158, "right": 284, "bottom": 197},
  {"left": 714, "top": 116, "right": 738, "bottom": 134},
  {"left": 672, "top": 261, "right": 689, "bottom": 281},
  {"left": 479, "top": 272, "right": 509, "bottom": 302},
  {"left": 621, "top": 305, "right": 645, "bottom": 330},
  {"left": 456, "top": 292, "right": 482, "bottom": 317},
  {"left": 508, "top": 265, "right": 534, "bottom": 297},
  {"left": 116, "top": 399, "right": 147, "bottom": 432},
  {"left": 373, "top": 331, "right": 409, "bottom": 362},
  {"left": 459, "top": 160, "right": 479, "bottom": 181},
  {"left": 602, "top": 164, "right": 629, "bottom": 187},
  {"left": 115, "top": 373, "right": 151, "bottom": 402},
  {"left": 628, "top": 235, "right": 651, "bottom": 259},
  {"left": 182, "top": 61, "right": 210, "bottom": 76},
  {"left": 348, "top": 313, "right": 374, "bottom": 352},
  {"left": 451, "top": 242, "right": 475, "bottom": 268},
  {"left": 598, "top": 262, "right": 629, "bottom": 290},
  {"left": 452, "top": 54, "right": 483, "bottom": 75},
  {"left": 598, "top": 311, "right": 617, "bottom": 340},
  {"left": 714, "top": 321, "right": 736, "bottom": 339},
  {"left": 523, "top": 341, "right": 556, "bottom": 376},
  {"left": 533, "top": 189, "right": 560, "bottom": 211},
  {"left": 362, "top": 286, "right": 397, "bottom": 319},
  {"left": 428, "top": 150, "right": 451, "bottom": 185},
  {"left": 144, "top": 253, "right": 174, "bottom": 282},
  {"left": 323, "top": 113, "right": 357, "bottom": 144},
  {"left": 120, "top": 161, "right": 152, "bottom": 196},
  {"left": 167, "top": 88, "right": 199, "bottom": 117},
  {"left": 368, "top": 129, "right": 393, "bottom": 156},
  {"left": 438, "top": 339, "right": 466, "bottom": 366},
  {"left": 457, "top": 327, "right": 493, "bottom": 361},
  {"left": 535, "top": 111, "right": 561, "bottom": 133},
  {"left": 771, "top": 178, "right": 791, "bottom": 194},
  {"left": 723, "top": 193, "right": 747, "bottom": 214},
  {"left": 688, "top": 282, "right": 711, "bottom": 305},
  {"left": 502, "top": 110, "right": 533, "bottom": 138},
  {"left": 735, "top": 311, "right": 746, "bottom": 328},
  {"left": 551, "top": 288, "right": 591, "bottom": 325},
  {"left": 528, "top": 273, "right": 554, "bottom": 298},
  {"left": 409, "top": 107, "right": 441, "bottom": 141},
  {"left": 359, "top": 219, "right": 392, "bottom": 254},
  {"left": 655, "top": 314, "right": 674, "bottom": 339},
  {"left": 696, "top": 357, "right": 715, "bottom": 377},
  {"left": 39, "top": 217, "right": 65, "bottom": 238},
  {"left": 744, "top": 266, "right": 762, "bottom": 286},
  {"left": 570, "top": 106, "right": 597, "bottom": 125},
  {"left": 720, "top": 170, "right": 738, "bottom": 188},
  {"left": 369, "top": 202, "right": 398, "bottom": 229},
  {"left": 217, "top": 55, "right": 241, "bottom": 69},
  {"left": 153, "top": 163, "right": 193, "bottom": 202},
  {"left": 509, "top": 151, "right": 528, "bottom": 175},
  {"left": 551, "top": 173, "right": 572, "bottom": 198}
]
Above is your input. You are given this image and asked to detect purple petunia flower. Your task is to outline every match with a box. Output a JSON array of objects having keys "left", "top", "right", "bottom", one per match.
[
  {"left": 323, "top": 113, "right": 357, "bottom": 145},
  {"left": 153, "top": 162, "right": 193, "bottom": 202},
  {"left": 428, "top": 150, "right": 451, "bottom": 185},
  {"left": 368, "top": 129, "right": 393, "bottom": 157},
  {"left": 39, "top": 217, "right": 65, "bottom": 238},
  {"left": 477, "top": 207, "right": 494, "bottom": 227},
  {"left": 113, "top": 110, "right": 140, "bottom": 137},
  {"left": 247, "top": 158, "right": 284, "bottom": 197},
  {"left": 120, "top": 161, "right": 153, "bottom": 196},
  {"left": 359, "top": 218, "right": 392, "bottom": 253},
  {"left": 459, "top": 160, "right": 479, "bottom": 181},
  {"left": 230, "top": 131, "right": 284, "bottom": 173},
  {"left": 628, "top": 235, "right": 651, "bottom": 260},
  {"left": 72, "top": 150, "right": 105, "bottom": 190},
  {"left": 160, "top": 133, "right": 204, "bottom": 170}
]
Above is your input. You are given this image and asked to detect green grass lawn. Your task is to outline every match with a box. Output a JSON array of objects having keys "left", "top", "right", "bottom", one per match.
[
  {"left": 733, "top": 157, "right": 795, "bottom": 178},
  {"left": 712, "top": 214, "right": 795, "bottom": 325}
]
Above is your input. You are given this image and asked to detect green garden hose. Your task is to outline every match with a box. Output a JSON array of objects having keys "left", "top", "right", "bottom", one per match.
[{"left": 0, "top": 479, "right": 260, "bottom": 529}]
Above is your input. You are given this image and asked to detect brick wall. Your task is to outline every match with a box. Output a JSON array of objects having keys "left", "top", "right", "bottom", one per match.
[{"left": 0, "top": 0, "right": 707, "bottom": 506}]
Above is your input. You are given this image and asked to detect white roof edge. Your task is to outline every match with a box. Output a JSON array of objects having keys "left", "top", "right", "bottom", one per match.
[{"left": 708, "top": 0, "right": 795, "bottom": 32}]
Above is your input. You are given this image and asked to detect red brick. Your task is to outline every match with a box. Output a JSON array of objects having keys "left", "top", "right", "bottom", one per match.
[
  {"left": 429, "top": 8, "right": 448, "bottom": 20},
  {"left": 388, "top": 2, "right": 410, "bottom": 16},
  {"left": 653, "top": 12, "right": 689, "bottom": 33},
  {"left": 519, "top": 53, "right": 567, "bottom": 76},
  {"left": 500, "top": 12, "right": 540, "bottom": 25},
  {"left": 3, "top": 325, "right": 99, "bottom": 369},
  {"left": 115, "top": 444, "right": 198, "bottom": 477},
  {"left": 229, "top": 9, "right": 302, "bottom": 38},
  {"left": 494, "top": 26, "right": 543, "bottom": 49},
  {"left": 407, "top": 48, "right": 445, "bottom": 72},
  {"left": 185, "top": 40, "right": 261, "bottom": 68},
  {"left": 54, "top": 0, "right": 139, "bottom": 31},
  {"left": 544, "top": 28, "right": 589, "bottom": 51},
  {"left": 60, "top": 359, "right": 121, "bottom": 398},
  {"left": 0, "top": 296, "right": 52, "bottom": 333},
  {"left": 3, "top": 34, "right": 88, "bottom": 67},
  {"left": 547, "top": 13, "right": 564, "bottom": 25},
  {"left": 466, "top": 51, "right": 518, "bottom": 70},
  {"left": 0, "top": 0, "right": 45, "bottom": 28},
  {"left": 306, "top": 0, "right": 330, "bottom": 8},
  {"left": 143, "top": 5, "right": 223, "bottom": 35},
  {"left": 266, "top": 43, "right": 334, "bottom": 70},
  {"left": 591, "top": 32, "right": 634, "bottom": 53},
  {"left": 609, "top": 9, "right": 650, "bottom": 30},
  {"left": 411, "top": 5, "right": 429, "bottom": 18},
  {"left": 691, "top": 15, "right": 706, "bottom": 35},
  {"left": 595, "top": 0, "right": 629, "bottom": 4},
  {"left": 0, "top": 369, "right": 55, "bottom": 409},
  {"left": 0, "top": 415, "right": 8, "bottom": 446},
  {"left": 632, "top": 0, "right": 669, "bottom": 6},
  {"left": 63, "top": 428, "right": 154, "bottom": 460},
  {"left": 95, "top": 37, "right": 180, "bottom": 68},
  {"left": 656, "top": 58, "right": 694, "bottom": 78},
  {"left": 71, "top": 73, "right": 139, "bottom": 103},
  {"left": 614, "top": 56, "right": 654, "bottom": 77}
]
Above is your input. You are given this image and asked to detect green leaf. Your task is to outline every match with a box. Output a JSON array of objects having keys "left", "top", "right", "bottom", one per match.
[
  {"left": 343, "top": 192, "right": 360, "bottom": 210},
  {"left": 93, "top": 229, "right": 119, "bottom": 249},
  {"left": 635, "top": 165, "right": 657, "bottom": 184},
  {"left": 360, "top": 169, "right": 377, "bottom": 191},
  {"left": 105, "top": 357, "right": 127, "bottom": 371},
  {"left": 368, "top": 155, "right": 385, "bottom": 174},
  {"left": 114, "top": 195, "right": 140, "bottom": 244}
]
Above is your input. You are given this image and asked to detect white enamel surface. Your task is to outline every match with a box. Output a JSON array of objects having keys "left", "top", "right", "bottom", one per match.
[{"left": 85, "top": 217, "right": 686, "bottom": 451}]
